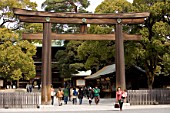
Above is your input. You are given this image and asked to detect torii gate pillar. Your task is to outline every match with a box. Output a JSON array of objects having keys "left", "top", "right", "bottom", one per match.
[
  {"left": 41, "top": 23, "right": 52, "bottom": 104},
  {"left": 115, "top": 22, "right": 126, "bottom": 90}
]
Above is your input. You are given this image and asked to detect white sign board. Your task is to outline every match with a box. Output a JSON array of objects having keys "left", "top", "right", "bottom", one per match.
[{"left": 76, "top": 79, "right": 85, "bottom": 86}]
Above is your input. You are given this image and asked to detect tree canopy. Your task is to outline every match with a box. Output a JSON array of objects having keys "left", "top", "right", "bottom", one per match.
[
  {"left": 0, "top": 0, "right": 37, "bottom": 84},
  {"left": 78, "top": 0, "right": 135, "bottom": 72},
  {"left": 90, "top": 0, "right": 170, "bottom": 89},
  {"left": 131, "top": 0, "right": 170, "bottom": 88},
  {"left": 43, "top": 0, "right": 170, "bottom": 89},
  {"left": 43, "top": 0, "right": 91, "bottom": 78},
  {"left": 56, "top": 0, "right": 170, "bottom": 89},
  {"left": 42, "top": 0, "right": 90, "bottom": 13}
]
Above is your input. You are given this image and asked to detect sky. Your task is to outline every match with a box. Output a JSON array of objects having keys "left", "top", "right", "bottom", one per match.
[{"left": 30, "top": 0, "right": 133, "bottom": 12}]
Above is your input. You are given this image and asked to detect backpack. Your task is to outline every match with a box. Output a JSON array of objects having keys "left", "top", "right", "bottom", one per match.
[{"left": 73, "top": 90, "right": 78, "bottom": 96}]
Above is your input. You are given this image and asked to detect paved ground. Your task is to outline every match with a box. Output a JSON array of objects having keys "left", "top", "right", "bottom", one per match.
[
  {"left": 0, "top": 89, "right": 170, "bottom": 113},
  {"left": 0, "top": 98, "right": 170, "bottom": 113}
]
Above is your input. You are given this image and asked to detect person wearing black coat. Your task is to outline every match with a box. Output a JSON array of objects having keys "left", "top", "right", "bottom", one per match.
[
  {"left": 78, "top": 87, "right": 84, "bottom": 105},
  {"left": 87, "top": 87, "right": 93, "bottom": 105}
]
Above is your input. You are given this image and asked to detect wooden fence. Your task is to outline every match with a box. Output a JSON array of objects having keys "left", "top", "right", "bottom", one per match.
[
  {"left": 127, "top": 89, "right": 170, "bottom": 105},
  {"left": 0, "top": 92, "right": 41, "bottom": 108}
]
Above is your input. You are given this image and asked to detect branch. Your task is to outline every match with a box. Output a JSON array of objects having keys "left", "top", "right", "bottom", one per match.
[
  {"left": 69, "top": 1, "right": 78, "bottom": 13},
  {"left": 0, "top": 19, "right": 16, "bottom": 27},
  {"left": 0, "top": 21, "right": 6, "bottom": 27}
]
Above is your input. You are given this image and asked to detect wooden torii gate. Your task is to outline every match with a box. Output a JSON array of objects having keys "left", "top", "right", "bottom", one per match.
[{"left": 13, "top": 8, "right": 149, "bottom": 105}]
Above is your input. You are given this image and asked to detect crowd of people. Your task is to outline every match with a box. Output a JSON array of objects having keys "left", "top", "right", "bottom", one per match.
[
  {"left": 51, "top": 85, "right": 101, "bottom": 106},
  {"left": 27, "top": 83, "right": 127, "bottom": 111},
  {"left": 51, "top": 85, "right": 127, "bottom": 110}
]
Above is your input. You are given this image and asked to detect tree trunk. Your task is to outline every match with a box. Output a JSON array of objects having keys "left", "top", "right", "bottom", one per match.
[
  {"left": 146, "top": 72, "right": 154, "bottom": 89},
  {"left": 16, "top": 80, "right": 19, "bottom": 89}
]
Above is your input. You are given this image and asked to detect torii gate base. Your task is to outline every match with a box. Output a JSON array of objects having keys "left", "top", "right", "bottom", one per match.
[{"left": 13, "top": 8, "right": 149, "bottom": 105}]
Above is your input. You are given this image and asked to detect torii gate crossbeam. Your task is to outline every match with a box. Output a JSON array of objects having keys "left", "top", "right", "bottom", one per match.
[{"left": 13, "top": 8, "right": 149, "bottom": 105}]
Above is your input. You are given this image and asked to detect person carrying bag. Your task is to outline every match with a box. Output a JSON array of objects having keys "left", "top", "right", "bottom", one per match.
[{"left": 56, "top": 87, "right": 63, "bottom": 106}]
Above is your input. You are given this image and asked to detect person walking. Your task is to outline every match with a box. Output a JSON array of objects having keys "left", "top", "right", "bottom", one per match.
[
  {"left": 116, "top": 87, "right": 124, "bottom": 111},
  {"left": 122, "top": 89, "right": 128, "bottom": 103},
  {"left": 72, "top": 87, "right": 78, "bottom": 105},
  {"left": 26, "top": 83, "right": 30, "bottom": 92},
  {"left": 93, "top": 86, "right": 100, "bottom": 105},
  {"left": 51, "top": 85, "right": 55, "bottom": 105},
  {"left": 87, "top": 87, "right": 93, "bottom": 105},
  {"left": 63, "top": 86, "right": 69, "bottom": 104},
  {"left": 26, "top": 83, "right": 33, "bottom": 92},
  {"left": 78, "top": 87, "right": 84, "bottom": 105},
  {"left": 56, "top": 87, "right": 64, "bottom": 106}
]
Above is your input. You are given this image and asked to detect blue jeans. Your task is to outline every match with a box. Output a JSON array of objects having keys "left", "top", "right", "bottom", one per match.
[
  {"left": 79, "top": 98, "right": 82, "bottom": 105},
  {"left": 64, "top": 96, "right": 68, "bottom": 104}
]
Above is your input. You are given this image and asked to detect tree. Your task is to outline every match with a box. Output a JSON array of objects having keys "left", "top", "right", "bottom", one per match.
[
  {"left": 95, "top": 0, "right": 136, "bottom": 13},
  {"left": 0, "top": 0, "right": 37, "bottom": 28},
  {"left": 54, "top": 0, "right": 136, "bottom": 75},
  {"left": 42, "top": 0, "right": 90, "bottom": 13},
  {"left": 0, "top": 28, "right": 36, "bottom": 87},
  {"left": 79, "top": 0, "right": 170, "bottom": 89},
  {"left": 0, "top": 0, "right": 38, "bottom": 87},
  {"left": 78, "top": 26, "right": 115, "bottom": 73},
  {"left": 42, "top": 0, "right": 90, "bottom": 34},
  {"left": 131, "top": 0, "right": 170, "bottom": 89},
  {"left": 42, "top": 0, "right": 91, "bottom": 78},
  {"left": 77, "top": 0, "right": 135, "bottom": 73},
  {"left": 55, "top": 41, "right": 84, "bottom": 78}
]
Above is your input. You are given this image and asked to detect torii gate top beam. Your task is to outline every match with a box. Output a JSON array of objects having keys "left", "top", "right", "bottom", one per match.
[
  {"left": 14, "top": 8, "right": 149, "bottom": 19},
  {"left": 13, "top": 8, "right": 150, "bottom": 24}
]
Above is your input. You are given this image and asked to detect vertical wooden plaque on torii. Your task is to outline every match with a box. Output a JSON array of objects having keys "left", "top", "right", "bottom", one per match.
[{"left": 13, "top": 8, "right": 149, "bottom": 105}]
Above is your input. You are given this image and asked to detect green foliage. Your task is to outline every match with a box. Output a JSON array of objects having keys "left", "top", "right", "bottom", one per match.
[
  {"left": 129, "top": 0, "right": 170, "bottom": 88},
  {"left": 0, "top": 27, "right": 36, "bottom": 81},
  {"left": 52, "top": 0, "right": 170, "bottom": 89},
  {"left": 80, "top": 0, "right": 170, "bottom": 89},
  {"left": 77, "top": 0, "right": 135, "bottom": 72},
  {"left": 78, "top": 40, "right": 115, "bottom": 70},
  {"left": 0, "top": 0, "right": 37, "bottom": 27},
  {"left": 95, "top": 0, "right": 136, "bottom": 13},
  {"left": 0, "top": 27, "right": 19, "bottom": 42},
  {"left": 0, "top": 0, "right": 38, "bottom": 82},
  {"left": 42, "top": 0, "right": 90, "bottom": 12},
  {"left": 55, "top": 41, "right": 85, "bottom": 78},
  {"left": 46, "top": 0, "right": 91, "bottom": 77},
  {"left": 23, "top": 23, "right": 43, "bottom": 34},
  {"left": 19, "top": 23, "right": 43, "bottom": 44},
  {"left": 88, "top": 25, "right": 113, "bottom": 34},
  {"left": 163, "top": 53, "right": 170, "bottom": 75}
]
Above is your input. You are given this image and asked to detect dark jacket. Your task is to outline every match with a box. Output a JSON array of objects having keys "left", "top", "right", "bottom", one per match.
[
  {"left": 88, "top": 89, "right": 93, "bottom": 99},
  {"left": 78, "top": 89, "right": 84, "bottom": 99}
]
